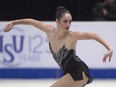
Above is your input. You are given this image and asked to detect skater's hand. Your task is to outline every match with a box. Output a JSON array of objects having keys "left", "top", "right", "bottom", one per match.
[
  {"left": 103, "top": 50, "right": 113, "bottom": 63},
  {"left": 4, "top": 22, "right": 14, "bottom": 32}
]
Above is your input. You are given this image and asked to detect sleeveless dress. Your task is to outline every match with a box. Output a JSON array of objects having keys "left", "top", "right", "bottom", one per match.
[{"left": 49, "top": 43, "right": 93, "bottom": 86}]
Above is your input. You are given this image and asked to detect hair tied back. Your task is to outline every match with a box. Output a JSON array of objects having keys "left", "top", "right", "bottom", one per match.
[{"left": 57, "top": 6, "right": 66, "bottom": 11}]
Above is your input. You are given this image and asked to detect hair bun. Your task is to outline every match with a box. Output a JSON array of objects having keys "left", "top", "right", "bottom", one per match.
[
  {"left": 57, "top": 6, "right": 66, "bottom": 11},
  {"left": 56, "top": 6, "right": 70, "bottom": 19}
]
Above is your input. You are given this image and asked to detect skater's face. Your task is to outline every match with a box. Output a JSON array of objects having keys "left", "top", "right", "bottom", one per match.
[{"left": 56, "top": 13, "right": 72, "bottom": 30}]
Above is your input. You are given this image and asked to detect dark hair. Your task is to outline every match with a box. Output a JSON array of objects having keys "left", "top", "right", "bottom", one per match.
[{"left": 56, "top": 6, "right": 70, "bottom": 20}]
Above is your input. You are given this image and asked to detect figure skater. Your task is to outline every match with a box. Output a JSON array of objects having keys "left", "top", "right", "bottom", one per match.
[{"left": 4, "top": 6, "right": 113, "bottom": 87}]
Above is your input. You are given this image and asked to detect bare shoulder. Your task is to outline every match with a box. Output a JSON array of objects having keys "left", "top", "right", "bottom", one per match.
[
  {"left": 69, "top": 31, "right": 82, "bottom": 38},
  {"left": 69, "top": 31, "right": 97, "bottom": 40},
  {"left": 46, "top": 27, "right": 56, "bottom": 38}
]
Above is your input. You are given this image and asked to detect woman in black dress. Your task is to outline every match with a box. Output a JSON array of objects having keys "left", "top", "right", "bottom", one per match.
[{"left": 4, "top": 6, "right": 113, "bottom": 87}]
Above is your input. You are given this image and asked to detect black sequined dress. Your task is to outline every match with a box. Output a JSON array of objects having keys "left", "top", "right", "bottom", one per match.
[{"left": 49, "top": 43, "right": 93, "bottom": 86}]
